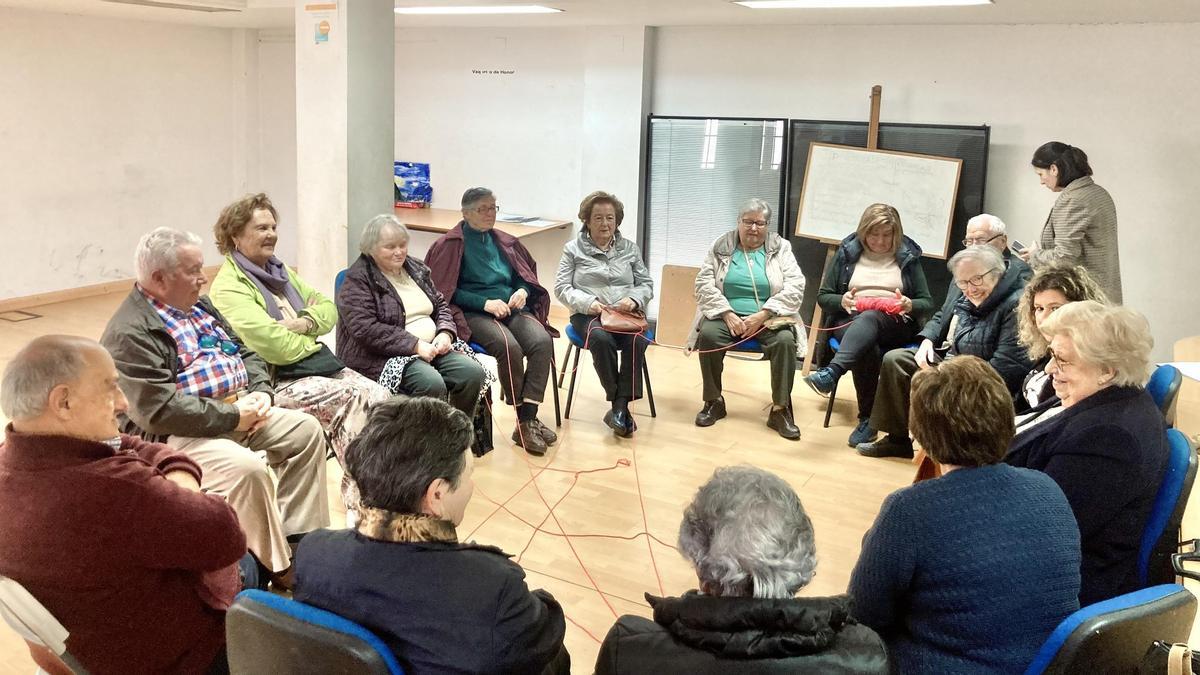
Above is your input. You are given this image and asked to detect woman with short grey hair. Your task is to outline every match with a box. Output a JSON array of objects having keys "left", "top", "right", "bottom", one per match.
[
  {"left": 335, "top": 213, "right": 490, "bottom": 424},
  {"left": 554, "top": 190, "right": 654, "bottom": 437},
  {"left": 595, "top": 465, "right": 888, "bottom": 673},
  {"left": 688, "top": 199, "right": 807, "bottom": 440},
  {"left": 857, "top": 244, "right": 1032, "bottom": 459}
]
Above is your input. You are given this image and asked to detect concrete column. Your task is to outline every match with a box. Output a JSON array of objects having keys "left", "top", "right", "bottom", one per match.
[
  {"left": 579, "top": 26, "right": 655, "bottom": 243},
  {"left": 294, "top": 0, "right": 394, "bottom": 296}
]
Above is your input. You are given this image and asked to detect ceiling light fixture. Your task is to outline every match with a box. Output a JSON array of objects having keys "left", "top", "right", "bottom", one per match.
[
  {"left": 395, "top": 5, "right": 562, "bottom": 14},
  {"left": 734, "top": 0, "right": 991, "bottom": 8}
]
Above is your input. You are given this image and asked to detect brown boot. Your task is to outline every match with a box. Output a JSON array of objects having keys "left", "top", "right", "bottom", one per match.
[{"left": 511, "top": 421, "right": 547, "bottom": 456}]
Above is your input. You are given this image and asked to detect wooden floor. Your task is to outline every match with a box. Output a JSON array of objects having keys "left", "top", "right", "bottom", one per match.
[{"left": 1, "top": 290, "right": 1197, "bottom": 673}]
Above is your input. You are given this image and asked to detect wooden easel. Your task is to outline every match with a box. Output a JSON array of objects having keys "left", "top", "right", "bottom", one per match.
[{"left": 800, "top": 84, "right": 883, "bottom": 376}]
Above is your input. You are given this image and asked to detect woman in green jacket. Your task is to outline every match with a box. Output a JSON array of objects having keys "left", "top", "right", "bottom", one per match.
[
  {"left": 209, "top": 193, "right": 393, "bottom": 511},
  {"left": 804, "top": 204, "right": 933, "bottom": 448}
]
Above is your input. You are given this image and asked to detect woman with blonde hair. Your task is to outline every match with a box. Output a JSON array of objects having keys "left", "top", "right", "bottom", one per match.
[
  {"left": 806, "top": 203, "right": 933, "bottom": 447},
  {"left": 1014, "top": 264, "right": 1107, "bottom": 413},
  {"left": 1006, "top": 301, "right": 1168, "bottom": 604}
]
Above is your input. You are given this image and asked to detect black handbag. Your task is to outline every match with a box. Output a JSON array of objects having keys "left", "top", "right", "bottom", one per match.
[
  {"left": 471, "top": 391, "right": 494, "bottom": 457},
  {"left": 274, "top": 344, "right": 345, "bottom": 381}
]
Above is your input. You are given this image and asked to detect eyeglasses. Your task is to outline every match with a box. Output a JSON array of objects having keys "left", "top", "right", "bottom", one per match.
[
  {"left": 962, "top": 233, "right": 1003, "bottom": 246},
  {"left": 199, "top": 334, "right": 239, "bottom": 356},
  {"left": 953, "top": 269, "right": 1001, "bottom": 289},
  {"left": 740, "top": 218, "right": 769, "bottom": 229},
  {"left": 471, "top": 204, "right": 498, "bottom": 214}
]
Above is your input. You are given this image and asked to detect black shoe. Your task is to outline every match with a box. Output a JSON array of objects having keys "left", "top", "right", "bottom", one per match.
[
  {"left": 766, "top": 407, "right": 801, "bottom": 441},
  {"left": 694, "top": 398, "right": 727, "bottom": 427},
  {"left": 804, "top": 367, "right": 837, "bottom": 397},
  {"left": 848, "top": 418, "right": 878, "bottom": 447},
  {"left": 511, "top": 421, "right": 547, "bottom": 456},
  {"left": 604, "top": 409, "right": 637, "bottom": 438},
  {"left": 856, "top": 435, "right": 914, "bottom": 459}
]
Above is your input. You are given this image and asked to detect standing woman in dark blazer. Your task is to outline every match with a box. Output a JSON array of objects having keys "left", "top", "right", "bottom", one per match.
[
  {"left": 1006, "top": 301, "right": 1167, "bottom": 605},
  {"left": 805, "top": 203, "right": 933, "bottom": 447},
  {"left": 1022, "top": 142, "right": 1122, "bottom": 303}
]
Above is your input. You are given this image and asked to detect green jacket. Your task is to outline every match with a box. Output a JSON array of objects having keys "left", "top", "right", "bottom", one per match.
[{"left": 209, "top": 257, "right": 339, "bottom": 366}]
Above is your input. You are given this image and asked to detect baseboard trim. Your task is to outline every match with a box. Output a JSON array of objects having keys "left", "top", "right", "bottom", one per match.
[{"left": 0, "top": 266, "right": 221, "bottom": 313}]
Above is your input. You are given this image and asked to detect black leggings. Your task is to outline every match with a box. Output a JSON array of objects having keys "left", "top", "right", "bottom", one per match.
[{"left": 829, "top": 310, "right": 920, "bottom": 418}]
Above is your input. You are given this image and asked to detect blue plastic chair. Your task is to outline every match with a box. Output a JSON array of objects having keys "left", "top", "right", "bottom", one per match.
[
  {"left": 334, "top": 269, "right": 347, "bottom": 295},
  {"left": 1148, "top": 364, "right": 1183, "bottom": 427},
  {"left": 1137, "top": 429, "right": 1197, "bottom": 586},
  {"left": 1024, "top": 584, "right": 1196, "bottom": 674},
  {"left": 226, "top": 589, "right": 404, "bottom": 675},
  {"left": 559, "top": 322, "right": 656, "bottom": 420}
]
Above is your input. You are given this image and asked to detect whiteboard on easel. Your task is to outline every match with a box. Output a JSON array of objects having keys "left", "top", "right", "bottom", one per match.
[{"left": 794, "top": 142, "right": 962, "bottom": 259}]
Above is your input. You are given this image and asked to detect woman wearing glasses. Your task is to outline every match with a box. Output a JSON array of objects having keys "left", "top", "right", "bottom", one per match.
[
  {"left": 856, "top": 245, "right": 1032, "bottom": 458},
  {"left": 688, "top": 198, "right": 807, "bottom": 440},
  {"left": 1006, "top": 302, "right": 1165, "bottom": 605},
  {"left": 805, "top": 203, "right": 934, "bottom": 448},
  {"left": 425, "top": 187, "right": 560, "bottom": 457}
]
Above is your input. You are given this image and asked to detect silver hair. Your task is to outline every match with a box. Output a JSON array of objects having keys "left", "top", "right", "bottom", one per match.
[
  {"left": 0, "top": 335, "right": 98, "bottom": 420},
  {"left": 967, "top": 213, "right": 1007, "bottom": 236},
  {"left": 737, "top": 198, "right": 773, "bottom": 223},
  {"left": 359, "top": 214, "right": 409, "bottom": 255},
  {"left": 948, "top": 244, "right": 1005, "bottom": 276},
  {"left": 134, "top": 227, "right": 202, "bottom": 285},
  {"left": 677, "top": 465, "right": 817, "bottom": 599},
  {"left": 461, "top": 187, "right": 494, "bottom": 210}
]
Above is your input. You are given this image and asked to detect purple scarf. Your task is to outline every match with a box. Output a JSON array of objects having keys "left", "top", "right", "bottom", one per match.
[{"left": 232, "top": 251, "right": 305, "bottom": 320}]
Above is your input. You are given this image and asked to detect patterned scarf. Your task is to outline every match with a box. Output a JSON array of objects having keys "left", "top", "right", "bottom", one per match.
[
  {"left": 354, "top": 507, "right": 458, "bottom": 544},
  {"left": 232, "top": 250, "right": 305, "bottom": 320}
]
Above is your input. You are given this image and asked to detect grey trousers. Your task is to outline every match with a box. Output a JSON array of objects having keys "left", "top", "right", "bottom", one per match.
[
  {"left": 465, "top": 310, "right": 552, "bottom": 404},
  {"left": 868, "top": 347, "right": 921, "bottom": 437},
  {"left": 696, "top": 318, "right": 796, "bottom": 408},
  {"left": 399, "top": 352, "right": 487, "bottom": 416}
]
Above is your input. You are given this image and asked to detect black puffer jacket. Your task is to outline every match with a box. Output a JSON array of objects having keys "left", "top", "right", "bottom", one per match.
[
  {"left": 919, "top": 260, "right": 1033, "bottom": 393},
  {"left": 594, "top": 591, "right": 888, "bottom": 674}
]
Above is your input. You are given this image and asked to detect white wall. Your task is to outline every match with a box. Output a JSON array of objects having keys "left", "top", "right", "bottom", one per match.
[
  {"left": 0, "top": 8, "right": 238, "bottom": 299},
  {"left": 257, "top": 31, "right": 299, "bottom": 265},
  {"left": 653, "top": 22, "right": 1200, "bottom": 359}
]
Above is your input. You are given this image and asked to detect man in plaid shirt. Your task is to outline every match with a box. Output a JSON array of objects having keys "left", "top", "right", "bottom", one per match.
[{"left": 101, "top": 228, "right": 329, "bottom": 589}]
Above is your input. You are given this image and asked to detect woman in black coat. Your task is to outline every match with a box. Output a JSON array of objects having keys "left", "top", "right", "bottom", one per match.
[
  {"left": 295, "top": 397, "right": 570, "bottom": 675},
  {"left": 1006, "top": 301, "right": 1168, "bottom": 605},
  {"left": 595, "top": 466, "right": 888, "bottom": 674},
  {"left": 336, "top": 214, "right": 488, "bottom": 418}
]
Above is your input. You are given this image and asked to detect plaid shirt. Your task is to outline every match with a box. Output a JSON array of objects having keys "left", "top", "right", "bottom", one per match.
[{"left": 139, "top": 287, "right": 249, "bottom": 399}]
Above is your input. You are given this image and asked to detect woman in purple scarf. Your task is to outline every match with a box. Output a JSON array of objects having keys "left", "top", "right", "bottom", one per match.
[{"left": 209, "top": 193, "right": 394, "bottom": 513}]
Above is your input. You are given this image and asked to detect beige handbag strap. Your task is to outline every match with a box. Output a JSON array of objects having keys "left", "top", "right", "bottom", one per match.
[{"left": 1169, "top": 643, "right": 1194, "bottom": 675}]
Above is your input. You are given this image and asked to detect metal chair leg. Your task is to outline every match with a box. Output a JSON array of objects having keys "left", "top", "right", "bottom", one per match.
[
  {"left": 551, "top": 350, "right": 562, "bottom": 427},
  {"left": 558, "top": 340, "right": 571, "bottom": 388},
  {"left": 564, "top": 343, "right": 581, "bottom": 420},
  {"left": 823, "top": 377, "right": 838, "bottom": 428},
  {"left": 642, "top": 357, "right": 657, "bottom": 418}
]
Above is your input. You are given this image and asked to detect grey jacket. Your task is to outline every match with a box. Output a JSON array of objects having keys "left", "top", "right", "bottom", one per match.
[
  {"left": 1036, "top": 176, "right": 1122, "bottom": 304},
  {"left": 686, "top": 230, "right": 807, "bottom": 352},
  {"left": 554, "top": 231, "right": 654, "bottom": 315},
  {"left": 99, "top": 288, "right": 275, "bottom": 442}
]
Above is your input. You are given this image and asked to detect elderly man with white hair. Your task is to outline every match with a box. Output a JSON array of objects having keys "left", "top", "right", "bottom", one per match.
[
  {"left": 0, "top": 335, "right": 246, "bottom": 674},
  {"left": 99, "top": 227, "right": 329, "bottom": 590},
  {"left": 594, "top": 465, "right": 888, "bottom": 673}
]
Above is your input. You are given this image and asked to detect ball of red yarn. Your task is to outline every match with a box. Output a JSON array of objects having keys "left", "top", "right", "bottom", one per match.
[{"left": 855, "top": 296, "right": 905, "bottom": 315}]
